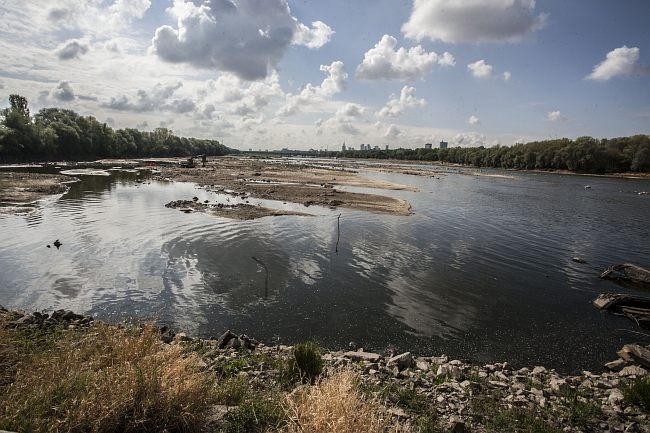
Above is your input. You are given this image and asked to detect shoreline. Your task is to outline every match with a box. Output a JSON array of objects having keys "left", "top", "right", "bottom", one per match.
[{"left": 1, "top": 306, "right": 649, "bottom": 432}]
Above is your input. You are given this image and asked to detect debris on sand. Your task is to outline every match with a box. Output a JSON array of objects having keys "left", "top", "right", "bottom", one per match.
[
  {"left": 165, "top": 199, "right": 311, "bottom": 220},
  {"left": 593, "top": 293, "right": 650, "bottom": 329},
  {"left": 0, "top": 172, "right": 74, "bottom": 208},
  {"left": 600, "top": 263, "right": 650, "bottom": 289}
]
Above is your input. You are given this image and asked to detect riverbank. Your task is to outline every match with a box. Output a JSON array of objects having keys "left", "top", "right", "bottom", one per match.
[
  {"left": 1, "top": 306, "right": 648, "bottom": 433},
  {"left": 0, "top": 172, "right": 74, "bottom": 208}
]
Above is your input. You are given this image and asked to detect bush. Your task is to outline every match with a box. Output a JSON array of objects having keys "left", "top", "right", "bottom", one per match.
[
  {"left": 624, "top": 376, "right": 650, "bottom": 413},
  {"left": 220, "top": 394, "right": 286, "bottom": 433},
  {"left": 0, "top": 322, "right": 216, "bottom": 433},
  {"left": 283, "top": 342, "right": 323, "bottom": 384}
]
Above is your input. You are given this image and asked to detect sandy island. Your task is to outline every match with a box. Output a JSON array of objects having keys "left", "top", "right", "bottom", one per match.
[{"left": 156, "top": 158, "right": 414, "bottom": 216}]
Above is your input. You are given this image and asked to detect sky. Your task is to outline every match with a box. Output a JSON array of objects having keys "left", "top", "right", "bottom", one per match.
[{"left": 0, "top": 0, "right": 649, "bottom": 150}]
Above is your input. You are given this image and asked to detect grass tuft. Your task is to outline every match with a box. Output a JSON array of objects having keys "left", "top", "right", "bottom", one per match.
[
  {"left": 283, "top": 369, "right": 391, "bottom": 433},
  {"left": 624, "top": 376, "right": 650, "bottom": 413}
]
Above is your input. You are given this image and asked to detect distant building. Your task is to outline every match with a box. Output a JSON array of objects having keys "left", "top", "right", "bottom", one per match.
[
  {"left": 342, "top": 142, "right": 347, "bottom": 152},
  {"left": 439, "top": 141, "right": 448, "bottom": 149},
  {"left": 385, "top": 145, "right": 389, "bottom": 150},
  {"left": 424, "top": 143, "right": 433, "bottom": 149},
  {"left": 373, "top": 145, "right": 380, "bottom": 151},
  {"left": 360, "top": 144, "right": 365, "bottom": 151}
]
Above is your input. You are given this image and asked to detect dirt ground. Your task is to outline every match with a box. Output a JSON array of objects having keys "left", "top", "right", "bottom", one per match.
[
  {"left": 0, "top": 172, "right": 73, "bottom": 205},
  {"left": 156, "top": 158, "right": 414, "bottom": 216}
]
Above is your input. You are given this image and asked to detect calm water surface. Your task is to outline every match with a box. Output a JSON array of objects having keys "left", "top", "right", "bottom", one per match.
[{"left": 1, "top": 162, "right": 649, "bottom": 372}]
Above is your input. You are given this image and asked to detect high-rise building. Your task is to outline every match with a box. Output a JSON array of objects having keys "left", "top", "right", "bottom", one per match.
[
  {"left": 424, "top": 143, "right": 433, "bottom": 149},
  {"left": 440, "top": 141, "right": 448, "bottom": 149}
]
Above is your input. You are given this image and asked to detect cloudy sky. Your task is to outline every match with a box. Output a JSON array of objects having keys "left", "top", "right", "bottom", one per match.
[{"left": 0, "top": 0, "right": 649, "bottom": 150}]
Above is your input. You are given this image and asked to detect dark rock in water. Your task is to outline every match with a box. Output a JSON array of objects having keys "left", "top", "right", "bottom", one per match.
[
  {"left": 571, "top": 256, "right": 587, "bottom": 264},
  {"left": 192, "top": 196, "right": 199, "bottom": 201},
  {"left": 600, "top": 263, "right": 650, "bottom": 289},
  {"left": 593, "top": 293, "right": 650, "bottom": 329},
  {"left": 161, "top": 329, "right": 175, "bottom": 344},
  {"left": 617, "top": 344, "right": 650, "bottom": 369},
  {"left": 53, "top": 239, "right": 62, "bottom": 249},
  {"left": 46, "top": 245, "right": 51, "bottom": 248}
]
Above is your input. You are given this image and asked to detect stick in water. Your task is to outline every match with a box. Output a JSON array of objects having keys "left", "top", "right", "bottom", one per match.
[
  {"left": 252, "top": 256, "right": 269, "bottom": 299},
  {"left": 336, "top": 213, "right": 341, "bottom": 254}
]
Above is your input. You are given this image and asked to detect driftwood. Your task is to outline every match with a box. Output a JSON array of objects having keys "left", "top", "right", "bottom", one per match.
[
  {"left": 600, "top": 263, "right": 650, "bottom": 289},
  {"left": 594, "top": 293, "right": 650, "bottom": 329}
]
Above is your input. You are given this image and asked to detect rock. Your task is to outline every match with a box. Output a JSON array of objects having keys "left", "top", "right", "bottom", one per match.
[
  {"left": 447, "top": 416, "right": 469, "bottom": 433},
  {"left": 387, "top": 352, "right": 414, "bottom": 370},
  {"left": 549, "top": 378, "right": 569, "bottom": 393},
  {"left": 572, "top": 256, "right": 587, "bottom": 264},
  {"left": 600, "top": 263, "right": 650, "bottom": 288},
  {"left": 174, "top": 332, "right": 191, "bottom": 342},
  {"left": 608, "top": 389, "right": 625, "bottom": 405},
  {"left": 605, "top": 359, "right": 629, "bottom": 372},
  {"left": 53, "top": 239, "right": 62, "bottom": 249},
  {"left": 218, "top": 330, "right": 238, "bottom": 349},
  {"left": 619, "top": 365, "right": 647, "bottom": 377},
  {"left": 531, "top": 366, "right": 547, "bottom": 376},
  {"left": 415, "top": 358, "right": 431, "bottom": 371},
  {"left": 343, "top": 351, "right": 381, "bottom": 363},
  {"left": 618, "top": 344, "right": 650, "bottom": 368}
]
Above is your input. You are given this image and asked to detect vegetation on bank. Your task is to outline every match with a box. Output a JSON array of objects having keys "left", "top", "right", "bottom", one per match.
[
  {"left": 0, "top": 94, "right": 230, "bottom": 161},
  {"left": 341, "top": 135, "right": 650, "bottom": 173}
]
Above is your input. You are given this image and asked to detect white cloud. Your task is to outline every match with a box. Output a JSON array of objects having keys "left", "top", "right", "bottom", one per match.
[
  {"left": 468, "top": 115, "right": 480, "bottom": 125},
  {"left": 356, "top": 35, "right": 454, "bottom": 81},
  {"left": 384, "top": 124, "right": 402, "bottom": 139},
  {"left": 503, "top": 71, "right": 512, "bottom": 81},
  {"left": 151, "top": 0, "right": 332, "bottom": 81},
  {"left": 39, "top": 81, "right": 77, "bottom": 103},
  {"left": 547, "top": 110, "right": 566, "bottom": 122},
  {"left": 103, "top": 82, "right": 195, "bottom": 113},
  {"left": 586, "top": 46, "right": 641, "bottom": 81},
  {"left": 336, "top": 103, "right": 365, "bottom": 119},
  {"left": 468, "top": 60, "right": 493, "bottom": 78},
  {"left": 292, "top": 21, "right": 334, "bottom": 49},
  {"left": 402, "top": 0, "right": 548, "bottom": 44},
  {"left": 377, "top": 86, "right": 426, "bottom": 118},
  {"left": 109, "top": 0, "right": 151, "bottom": 20},
  {"left": 278, "top": 61, "right": 347, "bottom": 116},
  {"left": 452, "top": 132, "right": 487, "bottom": 147},
  {"left": 56, "top": 39, "right": 89, "bottom": 60}
]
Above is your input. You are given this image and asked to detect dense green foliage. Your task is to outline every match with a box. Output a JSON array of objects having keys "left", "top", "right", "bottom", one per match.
[
  {"left": 342, "top": 135, "right": 650, "bottom": 173},
  {"left": 0, "top": 94, "right": 230, "bottom": 161}
]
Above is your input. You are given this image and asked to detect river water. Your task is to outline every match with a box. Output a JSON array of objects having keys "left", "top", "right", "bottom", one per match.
[{"left": 1, "top": 162, "right": 649, "bottom": 372}]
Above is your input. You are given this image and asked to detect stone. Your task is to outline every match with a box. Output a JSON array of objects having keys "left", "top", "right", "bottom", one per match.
[
  {"left": 343, "top": 351, "right": 381, "bottom": 363},
  {"left": 605, "top": 359, "right": 628, "bottom": 372},
  {"left": 608, "top": 389, "right": 625, "bottom": 405},
  {"left": 447, "top": 416, "right": 469, "bottom": 433},
  {"left": 217, "top": 330, "right": 238, "bottom": 349},
  {"left": 174, "top": 332, "right": 191, "bottom": 342},
  {"left": 531, "top": 366, "right": 547, "bottom": 376},
  {"left": 549, "top": 378, "right": 568, "bottom": 393},
  {"left": 618, "top": 344, "right": 650, "bottom": 369},
  {"left": 619, "top": 365, "right": 647, "bottom": 377},
  {"left": 387, "top": 352, "right": 414, "bottom": 370},
  {"left": 416, "top": 358, "right": 431, "bottom": 371}
]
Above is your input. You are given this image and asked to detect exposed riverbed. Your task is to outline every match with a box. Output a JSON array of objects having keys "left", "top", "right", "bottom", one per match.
[{"left": 0, "top": 159, "right": 649, "bottom": 373}]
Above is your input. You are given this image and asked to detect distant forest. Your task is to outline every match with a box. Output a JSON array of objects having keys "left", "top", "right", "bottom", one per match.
[
  {"left": 1, "top": 94, "right": 649, "bottom": 172},
  {"left": 0, "top": 94, "right": 230, "bottom": 161},
  {"left": 342, "top": 135, "right": 650, "bottom": 173}
]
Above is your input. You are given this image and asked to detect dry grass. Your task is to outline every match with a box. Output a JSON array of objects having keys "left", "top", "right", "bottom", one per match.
[
  {"left": 0, "top": 322, "right": 216, "bottom": 433},
  {"left": 283, "top": 370, "right": 397, "bottom": 433}
]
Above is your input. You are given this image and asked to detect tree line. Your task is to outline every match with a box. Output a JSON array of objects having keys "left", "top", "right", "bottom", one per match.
[
  {"left": 0, "top": 94, "right": 230, "bottom": 161},
  {"left": 342, "top": 135, "right": 650, "bottom": 173}
]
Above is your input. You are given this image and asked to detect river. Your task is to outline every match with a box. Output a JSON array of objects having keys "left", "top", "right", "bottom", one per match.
[{"left": 1, "top": 161, "right": 649, "bottom": 372}]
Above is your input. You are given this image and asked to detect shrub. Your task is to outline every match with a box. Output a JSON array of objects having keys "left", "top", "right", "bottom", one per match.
[
  {"left": 0, "top": 322, "right": 216, "bottom": 433},
  {"left": 282, "top": 342, "right": 323, "bottom": 384},
  {"left": 220, "top": 394, "right": 286, "bottom": 433}
]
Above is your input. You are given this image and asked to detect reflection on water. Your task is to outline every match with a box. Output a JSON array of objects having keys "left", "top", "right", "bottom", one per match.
[{"left": 1, "top": 165, "right": 649, "bottom": 372}]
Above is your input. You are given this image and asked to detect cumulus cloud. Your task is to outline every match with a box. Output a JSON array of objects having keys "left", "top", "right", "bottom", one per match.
[
  {"left": 56, "top": 39, "right": 89, "bottom": 60},
  {"left": 547, "top": 110, "right": 566, "bottom": 122},
  {"left": 384, "top": 124, "right": 402, "bottom": 139},
  {"left": 586, "top": 46, "right": 641, "bottom": 81},
  {"left": 151, "top": 0, "right": 332, "bottom": 81},
  {"left": 278, "top": 61, "right": 347, "bottom": 116},
  {"left": 467, "top": 60, "right": 493, "bottom": 78},
  {"left": 356, "top": 35, "right": 454, "bottom": 81},
  {"left": 468, "top": 115, "right": 480, "bottom": 125},
  {"left": 293, "top": 21, "right": 334, "bottom": 49},
  {"left": 336, "top": 103, "right": 365, "bottom": 119},
  {"left": 503, "top": 71, "right": 512, "bottom": 81},
  {"left": 109, "top": 0, "right": 151, "bottom": 20},
  {"left": 453, "top": 132, "right": 487, "bottom": 147},
  {"left": 402, "top": 0, "right": 548, "bottom": 44},
  {"left": 377, "top": 86, "right": 426, "bottom": 118},
  {"left": 103, "top": 82, "right": 195, "bottom": 113},
  {"left": 39, "top": 81, "right": 79, "bottom": 103}
]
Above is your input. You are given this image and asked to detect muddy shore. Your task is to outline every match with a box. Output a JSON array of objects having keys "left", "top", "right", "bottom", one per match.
[
  {"left": 0, "top": 172, "right": 74, "bottom": 207},
  {"left": 165, "top": 199, "right": 312, "bottom": 220}
]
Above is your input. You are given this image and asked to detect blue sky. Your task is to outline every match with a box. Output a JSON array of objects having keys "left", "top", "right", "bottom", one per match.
[{"left": 0, "top": 0, "right": 648, "bottom": 149}]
